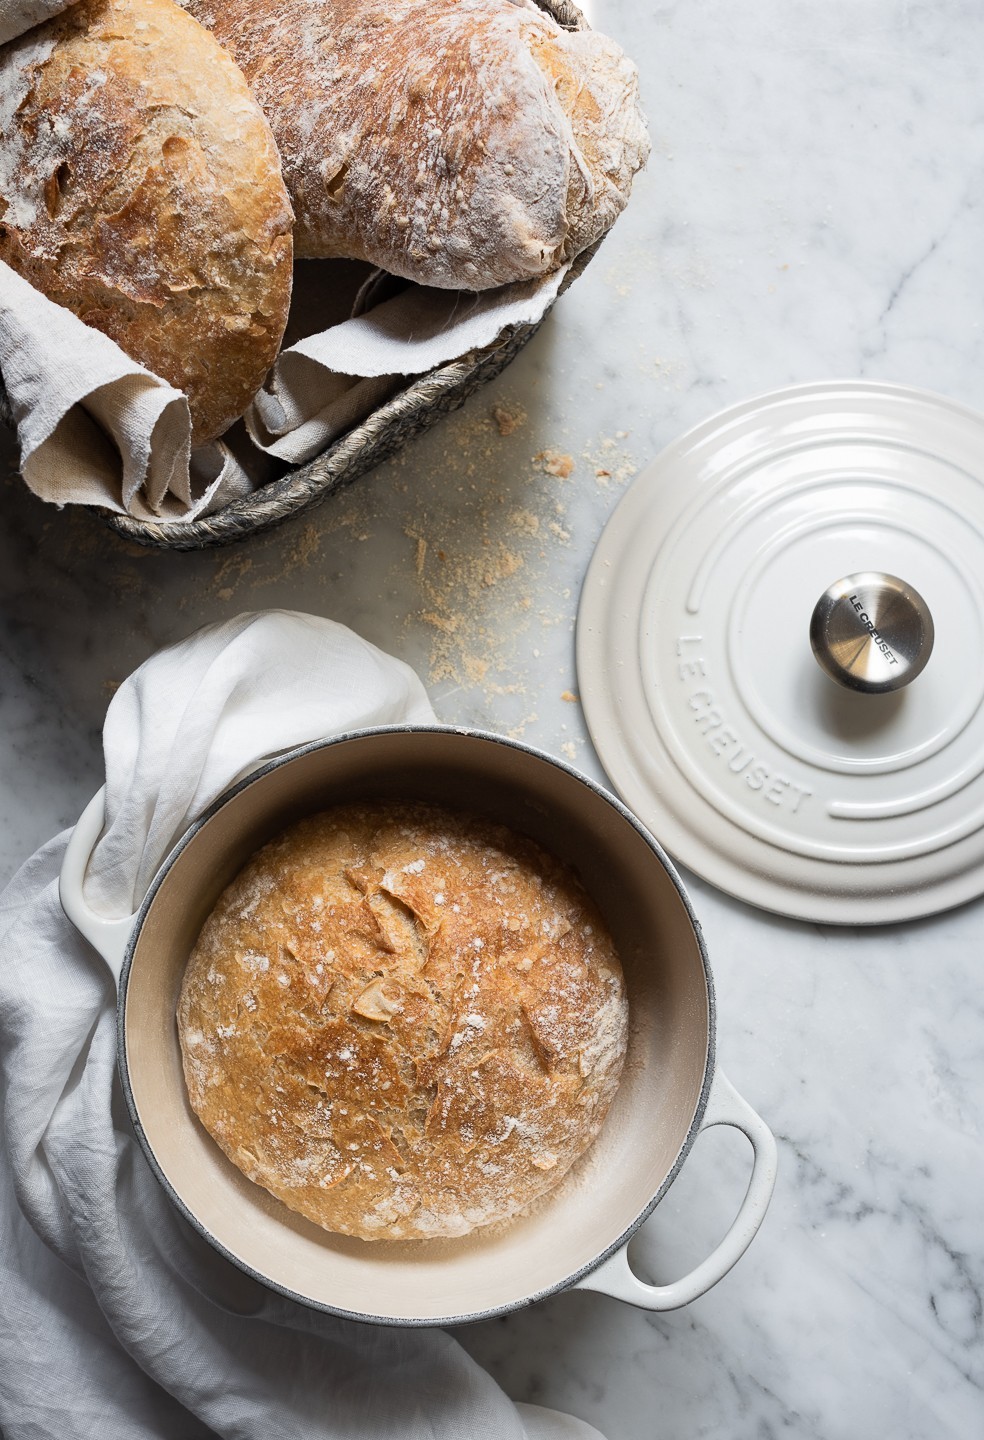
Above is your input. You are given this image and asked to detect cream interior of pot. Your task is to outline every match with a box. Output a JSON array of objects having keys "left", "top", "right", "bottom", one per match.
[{"left": 122, "top": 730, "right": 711, "bottom": 1323}]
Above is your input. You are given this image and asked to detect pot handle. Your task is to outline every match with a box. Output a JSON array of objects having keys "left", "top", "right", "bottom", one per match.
[
  {"left": 58, "top": 787, "right": 135, "bottom": 979},
  {"left": 574, "top": 1069, "right": 777, "bottom": 1311}
]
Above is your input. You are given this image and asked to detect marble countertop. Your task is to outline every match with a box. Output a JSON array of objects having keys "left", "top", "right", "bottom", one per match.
[{"left": 2, "top": 1, "right": 982, "bottom": 1435}]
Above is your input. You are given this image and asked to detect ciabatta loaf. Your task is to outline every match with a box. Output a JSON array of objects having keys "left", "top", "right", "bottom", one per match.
[
  {"left": 0, "top": 0, "right": 293, "bottom": 444},
  {"left": 183, "top": 0, "right": 650, "bottom": 290},
  {"left": 178, "top": 803, "right": 628, "bottom": 1241}
]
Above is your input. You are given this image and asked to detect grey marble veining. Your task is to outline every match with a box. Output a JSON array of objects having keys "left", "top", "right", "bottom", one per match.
[{"left": 2, "top": 1, "right": 983, "bottom": 1436}]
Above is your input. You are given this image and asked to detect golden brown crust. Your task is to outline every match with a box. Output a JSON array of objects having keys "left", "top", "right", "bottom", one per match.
[
  {"left": 184, "top": 0, "right": 650, "bottom": 290},
  {"left": 0, "top": 0, "right": 294, "bottom": 444},
  {"left": 178, "top": 803, "right": 628, "bottom": 1240}
]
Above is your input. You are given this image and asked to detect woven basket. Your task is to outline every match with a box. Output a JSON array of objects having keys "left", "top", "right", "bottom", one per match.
[{"left": 0, "top": 0, "right": 596, "bottom": 551}]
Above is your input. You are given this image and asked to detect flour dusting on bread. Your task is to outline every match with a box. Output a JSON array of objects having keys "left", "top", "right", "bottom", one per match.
[
  {"left": 183, "top": 0, "right": 650, "bottom": 289},
  {"left": 178, "top": 802, "right": 628, "bottom": 1240}
]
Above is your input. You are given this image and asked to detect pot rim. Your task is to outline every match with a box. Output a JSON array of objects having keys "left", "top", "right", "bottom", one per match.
[{"left": 115, "top": 723, "right": 718, "bottom": 1327}]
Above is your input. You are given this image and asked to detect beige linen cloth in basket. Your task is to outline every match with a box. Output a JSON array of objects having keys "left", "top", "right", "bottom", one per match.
[{"left": 0, "top": 255, "right": 566, "bottom": 522}]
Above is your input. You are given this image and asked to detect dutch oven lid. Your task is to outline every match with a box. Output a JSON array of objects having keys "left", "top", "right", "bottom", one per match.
[{"left": 576, "top": 381, "right": 984, "bottom": 924}]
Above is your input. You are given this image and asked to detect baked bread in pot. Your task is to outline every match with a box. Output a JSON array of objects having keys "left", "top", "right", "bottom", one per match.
[
  {"left": 116, "top": 728, "right": 716, "bottom": 1324},
  {"left": 178, "top": 801, "right": 629, "bottom": 1241}
]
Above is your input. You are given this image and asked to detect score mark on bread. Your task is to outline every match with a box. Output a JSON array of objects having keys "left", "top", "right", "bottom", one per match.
[{"left": 177, "top": 802, "right": 628, "bottom": 1241}]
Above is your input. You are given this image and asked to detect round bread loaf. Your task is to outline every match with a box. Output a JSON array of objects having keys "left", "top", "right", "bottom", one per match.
[
  {"left": 183, "top": 0, "right": 650, "bottom": 290},
  {"left": 0, "top": 0, "right": 293, "bottom": 444},
  {"left": 178, "top": 802, "right": 628, "bottom": 1240}
]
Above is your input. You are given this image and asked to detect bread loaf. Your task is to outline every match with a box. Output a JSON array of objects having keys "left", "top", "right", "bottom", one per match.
[
  {"left": 0, "top": 0, "right": 294, "bottom": 444},
  {"left": 182, "top": 0, "right": 650, "bottom": 290},
  {"left": 178, "top": 802, "right": 628, "bottom": 1240}
]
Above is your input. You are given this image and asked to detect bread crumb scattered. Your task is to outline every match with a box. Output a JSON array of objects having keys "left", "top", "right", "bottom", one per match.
[
  {"left": 508, "top": 509, "right": 540, "bottom": 536},
  {"left": 422, "top": 611, "right": 458, "bottom": 635},
  {"left": 534, "top": 449, "right": 575, "bottom": 479},
  {"left": 406, "top": 530, "right": 428, "bottom": 574},
  {"left": 507, "top": 712, "right": 539, "bottom": 739},
  {"left": 581, "top": 435, "right": 639, "bottom": 491},
  {"left": 151, "top": 401, "right": 640, "bottom": 714},
  {"left": 492, "top": 403, "right": 527, "bottom": 436},
  {"left": 211, "top": 552, "right": 253, "bottom": 596}
]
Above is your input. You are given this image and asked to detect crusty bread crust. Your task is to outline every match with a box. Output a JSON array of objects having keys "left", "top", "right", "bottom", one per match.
[
  {"left": 0, "top": 0, "right": 294, "bottom": 444},
  {"left": 178, "top": 803, "right": 628, "bottom": 1241},
  {"left": 184, "top": 0, "right": 650, "bottom": 289}
]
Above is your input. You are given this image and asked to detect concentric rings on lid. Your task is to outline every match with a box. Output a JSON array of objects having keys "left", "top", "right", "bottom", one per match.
[{"left": 577, "top": 381, "right": 984, "bottom": 924}]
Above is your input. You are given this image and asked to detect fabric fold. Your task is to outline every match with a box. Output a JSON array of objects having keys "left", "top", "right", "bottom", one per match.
[
  {"left": 0, "top": 0, "right": 79, "bottom": 45},
  {"left": 0, "top": 249, "right": 566, "bottom": 521},
  {"left": 245, "top": 266, "right": 569, "bottom": 466},
  {"left": 0, "top": 260, "right": 251, "bottom": 521}
]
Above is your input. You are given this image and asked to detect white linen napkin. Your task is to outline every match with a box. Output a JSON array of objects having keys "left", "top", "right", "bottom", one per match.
[{"left": 0, "top": 610, "right": 606, "bottom": 1440}]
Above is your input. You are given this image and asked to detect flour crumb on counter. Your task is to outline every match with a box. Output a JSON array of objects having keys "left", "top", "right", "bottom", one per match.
[
  {"left": 507, "top": 711, "right": 539, "bottom": 740},
  {"left": 282, "top": 522, "right": 324, "bottom": 574},
  {"left": 581, "top": 433, "right": 639, "bottom": 490},
  {"left": 406, "top": 530, "right": 428, "bottom": 574},
  {"left": 508, "top": 509, "right": 540, "bottom": 536},
  {"left": 534, "top": 449, "right": 575, "bottom": 479},
  {"left": 492, "top": 403, "right": 527, "bottom": 436},
  {"left": 210, "top": 552, "right": 254, "bottom": 599},
  {"left": 182, "top": 395, "right": 640, "bottom": 713}
]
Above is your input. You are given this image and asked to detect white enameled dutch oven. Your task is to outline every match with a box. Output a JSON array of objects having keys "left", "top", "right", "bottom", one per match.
[{"left": 59, "top": 726, "right": 777, "bottom": 1326}]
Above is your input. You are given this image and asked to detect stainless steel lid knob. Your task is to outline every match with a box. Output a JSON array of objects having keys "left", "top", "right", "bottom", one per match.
[{"left": 810, "top": 572, "right": 934, "bottom": 693}]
